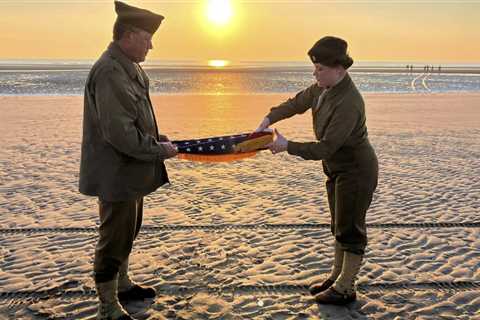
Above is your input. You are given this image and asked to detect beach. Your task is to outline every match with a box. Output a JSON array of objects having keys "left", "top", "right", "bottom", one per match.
[{"left": 0, "top": 93, "right": 479, "bottom": 319}]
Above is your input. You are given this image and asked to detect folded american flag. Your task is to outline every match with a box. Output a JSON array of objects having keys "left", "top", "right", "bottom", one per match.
[{"left": 172, "top": 131, "right": 273, "bottom": 162}]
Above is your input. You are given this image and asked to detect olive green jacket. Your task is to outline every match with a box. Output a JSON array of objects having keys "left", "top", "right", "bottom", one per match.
[
  {"left": 79, "top": 42, "right": 169, "bottom": 201},
  {"left": 267, "top": 74, "right": 376, "bottom": 173}
]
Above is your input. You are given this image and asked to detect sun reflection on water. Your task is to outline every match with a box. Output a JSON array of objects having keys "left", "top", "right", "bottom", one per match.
[{"left": 208, "top": 60, "right": 230, "bottom": 68}]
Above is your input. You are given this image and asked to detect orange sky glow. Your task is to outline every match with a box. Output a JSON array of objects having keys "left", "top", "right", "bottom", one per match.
[{"left": 1, "top": 0, "right": 479, "bottom": 63}]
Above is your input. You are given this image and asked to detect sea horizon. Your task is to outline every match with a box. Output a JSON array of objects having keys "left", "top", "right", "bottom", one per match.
[
  {"left": 1, "top": 59, "right": 480, "bottom": 71},
  {"left": 1, "top": 58, "right": 480, "bottom": 96}
]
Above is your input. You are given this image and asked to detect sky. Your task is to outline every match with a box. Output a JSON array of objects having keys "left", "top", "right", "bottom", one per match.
[{"left": 1, "top": 0, "right": 479, "bottom": 63}]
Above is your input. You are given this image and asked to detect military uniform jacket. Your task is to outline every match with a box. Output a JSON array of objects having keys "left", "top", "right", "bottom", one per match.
[
  {"left": 79, "top": 42, "right": 169, "bottom": 202},
  {"left": 267, "top": 74, "right": 378, "bottom": 176}
]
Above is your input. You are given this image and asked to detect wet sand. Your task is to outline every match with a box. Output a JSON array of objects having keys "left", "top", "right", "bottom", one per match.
[{"left": 0, "top": 93, "right": 479, "bottom": 319}]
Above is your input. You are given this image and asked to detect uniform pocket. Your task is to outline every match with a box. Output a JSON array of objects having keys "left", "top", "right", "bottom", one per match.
[
  {"left": 129, "top": 85, "right": 155, "bottom": 135},
  {"left": 136, "top": 103, "right": 155, "bottom": 135}
]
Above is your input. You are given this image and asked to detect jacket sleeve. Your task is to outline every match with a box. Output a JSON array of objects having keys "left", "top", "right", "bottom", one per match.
[
  {"left": 287, "top": 102, "right": 360, "bottom": 160},
  {"left": 93, "top": 66, "right": 169, "bottom": 162},
  {"left": 266, "top": 83, "right": 318, "bottom": 124}
]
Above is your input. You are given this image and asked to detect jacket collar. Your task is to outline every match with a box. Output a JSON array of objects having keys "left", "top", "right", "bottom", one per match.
[
  {"left": 107, "top": 42, "right": 146, "bottom": 87},
  {"left": 324, "top": 72, "right": 352, "bottom": 102}
]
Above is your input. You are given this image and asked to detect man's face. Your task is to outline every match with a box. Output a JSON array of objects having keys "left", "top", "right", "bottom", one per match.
[
  {"left": 312, "top": 63, "right": 342, "bottom": 88},
  {"left": 127, "top": 29, "right": 153, "bottom": 63}
]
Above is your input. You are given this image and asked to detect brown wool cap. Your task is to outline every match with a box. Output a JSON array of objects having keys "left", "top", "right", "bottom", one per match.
[
  {"left": 308, "top": 36, "right": 354, "bottom": 69},
  {"left": 114, "top": 1, "right": 164, "bottom": 35}
]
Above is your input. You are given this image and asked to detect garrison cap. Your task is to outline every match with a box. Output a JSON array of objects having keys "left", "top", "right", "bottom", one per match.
[
  {"left": 114, "top": 1, "right": 164, "bottom": 35},
  {"left": 308, "top": 36, "right": 354, "bottom": 69}
]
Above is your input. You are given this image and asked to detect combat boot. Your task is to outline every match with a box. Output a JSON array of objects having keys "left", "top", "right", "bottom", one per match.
[
  {"left": 315, "top": 251, "right": 362, "bottom": 305},
  {"left": 118, "top": 258, "right": 156, "bottom": 301},
  {"left": 96, "top": 279, "right": 137, "bottom": 320},
  {"left": 310, "top": 243, "right": 344, "bottom": 295}
]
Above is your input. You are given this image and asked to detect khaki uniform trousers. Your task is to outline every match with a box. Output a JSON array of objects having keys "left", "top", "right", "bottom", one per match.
[
  {"left": 323, "top": 155, "right": 378, "bottom": 255},
  {"left": 94, "top": 197, "right": 143, "bottom": 283}
]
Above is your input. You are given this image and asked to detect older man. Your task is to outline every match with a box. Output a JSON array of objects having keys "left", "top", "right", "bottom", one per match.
[{"left": 79, "top": 1, "right": 177, "bottom": 319}]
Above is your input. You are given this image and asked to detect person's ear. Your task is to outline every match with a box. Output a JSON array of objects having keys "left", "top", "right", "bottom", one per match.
[
  {"left": 336, "top": 65, "right": 343, "bottom": 76},
  {"left": 128, "top": 31, "right": 134, "bottom": 41},
  {"left": 124, "top": 30, "right": 135, "bottom": 43}
]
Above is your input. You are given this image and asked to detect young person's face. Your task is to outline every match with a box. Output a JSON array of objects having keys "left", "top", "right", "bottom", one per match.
[{"left": 312, "top": 63, "right": 343, "bottom": 87}]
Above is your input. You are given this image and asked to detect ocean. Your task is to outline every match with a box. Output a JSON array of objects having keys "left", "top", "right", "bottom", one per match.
[{"left": 1, "top": 61, "right": 480, "bottom": 95}]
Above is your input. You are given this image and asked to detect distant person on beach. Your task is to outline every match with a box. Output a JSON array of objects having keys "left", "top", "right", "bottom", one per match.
[
  {"left": 79, "top": 1, "right": 177, "bottom": 319},
  {"left": 255, "top": 36, "right": 378, "bottom": 305}
]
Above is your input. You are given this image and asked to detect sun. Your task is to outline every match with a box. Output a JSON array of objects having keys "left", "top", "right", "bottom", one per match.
[{"left": 206, "top": 0, "right": 233, "bottom": 26}]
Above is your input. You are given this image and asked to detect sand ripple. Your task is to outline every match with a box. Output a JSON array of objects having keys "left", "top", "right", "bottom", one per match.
[
  {"left": 1, "top": 227, "right": 479, "bottom": 318},
  {"left": 1, "top": 94, "right": 479, "bottom": 318}
]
